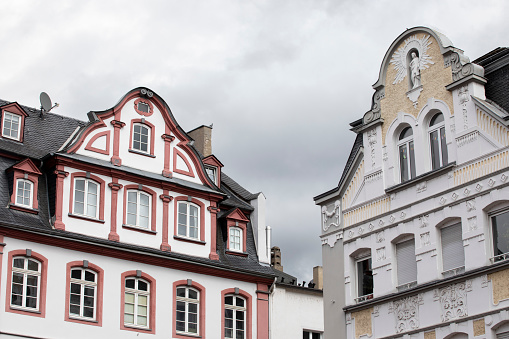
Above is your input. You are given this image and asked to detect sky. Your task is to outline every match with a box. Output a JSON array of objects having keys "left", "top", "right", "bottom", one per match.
[{"left": 1, "top": 0, "right": 508, "bottom": 282}]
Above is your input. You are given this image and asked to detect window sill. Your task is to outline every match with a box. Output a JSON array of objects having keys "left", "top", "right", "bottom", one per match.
[
  {"left": 68, "top": 213, "right": 105, "bottom": 224},
  {"left": 175, "top": 331, "right": 202, "bottom": 338},
  {"left": 1, "top": 135, "right": 22, "bottom": 143},
  {"left": 122, "top": 224, "right": 157, "bottom": 235},
  {"left": 122, "top": 324, "right": 153, "bottom": 333},
  {"left": 128, "top": 149, "right": 156, "bottom": 158},
  {"left": 173, "top": 236, "right": 206, "bottom": 245},
  {"left": 225, "top": 250, "right": 248, "bottom": 257},
  {"left": 354, "top": 294, "right": 373, "bottom": 303},
  {"left": 9, "top": 204, "right": 38, "bottom": 214},
  {"left": 66, "top": 316, "right": 100, "bottom": 326},
  {"left": 8, "top": 306, "right": 43, "bottom": 317},
  {"left": 385, "top": 162, "right": 456, "bottom": 194}
]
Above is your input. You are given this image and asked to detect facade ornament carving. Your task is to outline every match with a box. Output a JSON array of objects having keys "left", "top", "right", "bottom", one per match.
[
  {"left": 488, "top": 179, "right": 495, "bottom": 187},
  {"left": 346, "top": 312, "right": 352, "bottom": 324},
  {"left": 451, "top": 192, "right": 458, "bottom": 201},
  {"left": 459, "top": 86, "right": 470, "bottom": 105},
  {"left": 466, "top": 199, "right": 476, "bottom": 212},
  {"left": 373, "top": 305, "right": 380, "bottom": 317},
  {"left": 475, "top": 183, "right": 483, "bottom": 192},
  {"left": 389, "top": 295, "right": 424, "bottom": 333},
  {"left": 456, "top": 131, "right": 479, "bottom": 147},
  {"left": 391, "top": 193, "right": 396, "bottom": 200},
  {"left": 420, "top": 232, "right": 431, "bottom": 246},
  {"left": 468, "top": 216, "right": 477, "bottom": 231},
  {"left": 433, "top": 281, "right": 472, "bottom": 322},
  {"left": 416, "top": 181, "right": 427, "bottom": 193},
  {"left": 450, "top": 52, "right": 484, "bottom": 82},
  {"left": 345, "top": 276, "right": 350, "bottom": 284},
  {"left": 363, "top": 89, "right": 384, "bottom": 125},
  {"left": 367, "top": 129, "right": 377, "bottom": 168},
  {"left": 400, "top": 211, "right": 406, "bottom": 219},
  {"left": 376, "top": 247, "right": 386, "bottom": 261},
  {"left": 389, "top": 215, "right": 396, "bottom": 223},
  {"left": 369, "top": 223, "right": 375, "bottom": 231},
  {"left": 419, "top": 214, "right": 429, "bottom": 228},
  {"left": 322, "top": 200, "right": 341, "bottom": 231},
  {"left": 321, "top": 232, "right": 344, "bottom": 248},
  {"left": 349, "top": 231, "right": 354, "bottom": 238},
  {"left": 463, "top": 188, "right": 470, "bottom": 196},
  {"left": 379, "top": 219, "right": 385, "bottom": 227},
  {"left": 390, "top": 35, "right": 434, "bottom": 86},
  {"left": 358, "top": 227, "right": 364, "bottom": 235},
  {"left": 376, "top": 231, "right": 385, "bottom": 243},
  {"left": 439, "top": 197, "right": 446, "bottom": 205},
  {"left": 481, "top": 275, "right": 489, "bottom": 288},
  {"left": 450, "top": 123, "right": 456, "bottom": 133},
  {"left": 502, "top": 173, "right": 508, "bottom": 182},
  {"left": 463, "top": 108, "right": 468, "bottom": 130}
]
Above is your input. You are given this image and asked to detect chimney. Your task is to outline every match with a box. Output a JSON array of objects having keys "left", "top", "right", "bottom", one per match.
[
  {"left": 187, "top": 125, "right": 212, "bottom": 157},
  {"left": 271, "top": 246, "right": 283, "bottom": 272},
  {"left": 313, "top": 266, "right": 323, "bottom": 290}
]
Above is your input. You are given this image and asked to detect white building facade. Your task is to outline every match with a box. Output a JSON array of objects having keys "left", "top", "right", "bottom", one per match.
[
  {"left": 315, "top": 27, "right": 509, "bottom": 339},
  {"left": 0, "top": 88, "right": 274, "bottom": 338}
]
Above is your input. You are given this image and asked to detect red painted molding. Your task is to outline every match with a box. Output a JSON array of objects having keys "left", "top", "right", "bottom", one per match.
[
  {"left": 122, "top": 184, "right": 157, "bottom": 233},
  {"left": 203, "top": 155, "right": 223, "bottom": 188},
  {"left": 108, "top": 179, "right": 123, "bottom": 242},
  {"left": 256, "top": 283, "right": 270, "bottom": 339},
  {"left": 54, "top": 168, "right": 69, "bottom": 230},
  {"left": 0, "top": 235, "right": 4, "bottom": 299},
  {"left": 0, "top": 226, "right": 275, "bottom": 285},
  {"left": 64, "top": 261, "right": 104, "bottom": 326},
  {"left": 172, "top": 280, "right": 206, "bottom": 339},
  {"left": 129, "top": 119, "right": 156, "bottom": 156},
  {"left": 160, "top": 190, "right": 173, "bottom": 251},
  {"left": 162, "top": 130, "right": 175, "bottom": 178},
  {"left": 120, "top": 270, "right": 156, "bottom": 334},
  {"left": 8, "top": 158, "right": 42, "bottom": 211},
  {"left": 173, "top": 148, "right": 195, "bottom": 177},
  {"left": 110, "top": 120, "right": 126, "bottom": 167},
  {"left": 173, "top": 196, "right": 205, "bottom": 242},
  {"left": 134, "top": 98, "right": 154, "bottom": 117},
  {"left": 221, "top": 288, "right": 252, "bottom": 339},
  {"left": 1, "top": 103, "right": 28, "bottom": 142},
  {"left": 5, "top": 249, "right": 48, "bottom": 318},
  {"left": 85, "top": 131, "right": 111, "bottom": 155},
  {"left": 208, "top": 202, "right": 219, "bottom": 260},
  {"left": 68, "top": 172, "right": 106, "bottom": 221}
]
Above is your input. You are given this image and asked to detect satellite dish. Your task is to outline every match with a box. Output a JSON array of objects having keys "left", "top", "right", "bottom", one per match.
[{"left": 40, "top": 92, "right": 52, "bottom": 112}]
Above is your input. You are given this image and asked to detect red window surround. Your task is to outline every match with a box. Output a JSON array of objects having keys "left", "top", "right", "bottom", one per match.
[
  {"left": 120, "top": 270, "right": 156, "bottom": 334},
  {"left": 68, "top": 172, "right": 106, "bottom": 222},
  {"left": 221, "top": 288, "right": 252, "bottom": 339},
  {"left": 129, "top": 119, "right": 156, "bottom": 157},
  {"left": 1, "top": 103, "right": 28, "bottom": 142},
  {"left": 134, "top": 98, "right": 154, "bottom": 117},
  {"left": 122, "top": 184, "right": 157, "bottom": 234},
  {"left": 173, "top": 196, "right": 206, "bottom": 244},
  {"left": 7, "top": 158, "right": 42, "bottom": 213},
  {"left": 172, "top": 280, "right": 206, "bottom": 339},
  {"left": 64, "top": 261, "right": 104, "bottom": 326},
  {"left": 225, "top": 208, "right": 249, "bottom": 256},
  {"left": 5, "top": 249, "right": 48, "bottom": 318}
]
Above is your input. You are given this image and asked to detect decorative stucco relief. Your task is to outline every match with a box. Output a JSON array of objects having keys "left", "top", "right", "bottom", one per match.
[
  {"left": 466, "top": 199, "right": 476, "bottom": 212},
  {"left": 473, "top": 318, "right": 485, "bottom": 336},
  {"left": 368, "top": 129, "right": 377, "bottom": 169},
  {"left": 389, "top": 294, "right": 423, "bottom": 333},
  {"left": 376, "top": 247, "right": 386, "bottom": 261},
  {"left": 488, "top": 269, "right": 509, "bottom": 305},
  {"left": 352, "top": 307, "right": 373, "bottom": 339},
  {"left": 376, "top": 231, "right": 385, "bottom": 243},
  {"left": 420, "top": 232, "right": 430, "bottom": 246},
  {"left": 434, "top": 281, "right": 472, "bottom": 322},
  {"left": 416, "top": 181, "right": 427, "bottom": 193},
  {"left": 322, "top": 200, "right": 341, "bottom": 231},
  {"left": 468, "top": 216, "right": 477, "bottom": 231},
  {"left": 419, "top": 214, "right": 429, "bottom": 228},
  {"left": 321, "top": 232, "right": 343, "bottom": 248},
  {"left": 390, "top": 35, "right": 434, "bottom": 85}
]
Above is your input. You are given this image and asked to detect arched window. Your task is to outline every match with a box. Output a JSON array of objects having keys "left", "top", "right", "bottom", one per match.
[
  {"left": 124, "top": 277, "right": 150, "bottom": 328},
  {"left": 11, "top": 256, "right": 41, "bottom": 310},
  {"left": 176, "top": 286, "right": 200, "bottom": 335},
  {"left": 398, "top": 127, "right": 416, "bottom": 182},
  {"left": 429, "top": 113, "right": 448, "bottom": 170},
  {"left": 224, "top": 295, "right": 246, "bottom": 339}
]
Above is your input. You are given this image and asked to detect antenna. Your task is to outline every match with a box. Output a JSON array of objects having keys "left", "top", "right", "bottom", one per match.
[{"left": 40, "top": 92, "right": 59, "bottom": 116}]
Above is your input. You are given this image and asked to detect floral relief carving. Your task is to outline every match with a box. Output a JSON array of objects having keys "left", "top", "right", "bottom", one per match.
[
  {"left": 368, "top": 129, "right": 377, "bottom": 168},
  {"left": 434, "top": 281, "right": 472, "bottom": 322},
  {"left": 466, "top": 199, "right": 476, "bottom": 212},
  {"left": 468, "top": 216, "right": 477, "bottom": 231},
  {"left": 376, "top": 247, "right": 386, "bottom": 261},
  {"left": 376, "top": 231, "right": 385, "bottom": 243},
  {"left": 419, "top": 214, "right": 429, "bottom": 228},
  {"left": 389, "top": 294, "right": 423, "bottom": 333},
  {"left": 420, "top": 232, "right": 430, "bottom": 246}
]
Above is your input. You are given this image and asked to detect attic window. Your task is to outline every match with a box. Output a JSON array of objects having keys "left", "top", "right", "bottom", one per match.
[
  {"left": 3, "top": 112, "right": 21, "bottom": 141},
  {"left": 205, "top": 166, "right": 217, "bottom": 184},
  {"left": 137, "top": 102, "right": 149, "bottom": 114}
]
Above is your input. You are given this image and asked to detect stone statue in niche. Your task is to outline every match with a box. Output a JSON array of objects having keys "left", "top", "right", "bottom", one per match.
[{"left": 409, "top": 52, "right": 421, "bottom": 89}]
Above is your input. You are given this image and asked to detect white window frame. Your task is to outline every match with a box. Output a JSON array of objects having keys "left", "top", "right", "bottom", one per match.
[
  {"left": 176, "top": 286, "right": 200, "bottom": 335},
  {"left": 205, "top": 166, "right": 217, "bottom": 185},
  {"left": 132, "top": 123, "right": 150, "bottom": 153},
  {"left": 126, "top": 190, "right": 151, "bottom": 229},
  {"left": 2, "top": 111, "right": 21, "bottom": 141},
  {"left": 15, "top": 178, "right": 33, "bottom": 208},
  {"left": 490, "top": 208, "right": 509, "bottom": 263},
  {"left": 397, "top": 127, "right": 416, "bottom": 183},
  {"left": 224, "top": 294, "right": 246, "bottom": 339},
  {"left": 177, "top": 201, "right": 200, "bottom": 239},
  {"left": 354, "top": 254, "right": 373, "bottom": 303},
  {"left": 229, "top": 226, "right": 243, "bottom": 252},
  {"left": 303, "top": 330, "right": 323, "bottom": 339},
  {"left": 11, "top": 257, "right": 41, "bottom": 311},
  {"left": 124, "top": 277, "right": 150, "bottom": 328},
  {"left": 428, "top": 113, "right": 448, "bottom": 170},
  {"left": 69, "top": 267, "right": 97, "bottom": 320},
  {"left": 73, "top": 178, "right": 99, "bottom": 219}
]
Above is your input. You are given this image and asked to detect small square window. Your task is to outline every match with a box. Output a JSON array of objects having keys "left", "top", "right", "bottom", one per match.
[{"left": 137, "top": 102, "right": 149, "bottom": 114}]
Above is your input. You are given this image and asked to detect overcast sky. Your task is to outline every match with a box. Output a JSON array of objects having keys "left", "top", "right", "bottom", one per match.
[{"left": 1, "top": 0, "right": 508, "bottom": 282}]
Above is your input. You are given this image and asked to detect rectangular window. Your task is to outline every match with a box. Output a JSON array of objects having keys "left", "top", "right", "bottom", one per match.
[
  {"left": 176, "top": 286, "right": 199, "bottom": 334},
  {"left": 229, "top": 227, "right": 242, "bottom": 252},
  {"left": 356, "top": 257, "right": 373, "bottom": 301},
  {"left": 69, "top": 268, "right": 97, "bottom": 319},
  {"left": 126, "top": 190, "right": 150, "bottom": 228},
  {"left": 491, "top": 210, "right": 509, "bottom": 262},
  {"left": 396, "top": 239, "right": 417, "bottom": 289},
  {"left": 11, "top": 257, "right": 41, "bottom": 310},
  {"left": 441, "top": 223, "right": 465, "bottom": 276},
  {"left": 74, "top": 178, "right": 98, "bottom": 218},
  {"left": 132, "top": 124, "right": 149, "bottom": 153},
  {"left": 3, "top": 112, "right": 21, "bottom": 140},
  {"left": 303, "top": 330, "right": 322, "bottom": 339},
  {"left": 205, "top": 167, "right": 217, "bottom": 184},
  {"left": 16, "top": 179, "right": 32, "bottom": 207},
  {"left": 178, "top": 202, "right": 199, "bottom": 239}
]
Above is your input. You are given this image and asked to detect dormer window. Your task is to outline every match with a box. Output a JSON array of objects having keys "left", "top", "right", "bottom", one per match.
[
  {"left": 429, "top": 113, "right": 448, "bottom": 170},
  {"left": 398, "top": 127, "right": 416, "bottom": 182},
  {"left": 16, "top": 179, "right": 33, "bottom": 208},
  {"left": 7, "top": 158, "right": 41, "bottom": 213},
  {"left": 229, "top": 225, "right": 243, "bottom": 252},
  {"left": 132, "top": 123, "right": 149, "bottom": 153},
  {"left": 205, "top": 166, "right": 217, "bottom": 184},
  {"left": 3, "top": 112, "right": 21, "bottom": 141}
]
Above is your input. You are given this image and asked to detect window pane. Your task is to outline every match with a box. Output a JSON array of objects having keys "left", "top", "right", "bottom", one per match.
[
  {"left": 125, "top": 293, "right": 135, "bottom": 305},
  {"left": 137, "top": 315, "right": 147, "bottom": 326},
  {"left": 178, "top": 224, "right": 187, "bottom": 237},
  {"left": 13, "top": 258, "right": 24, "bottom": 269},
  {"left": 188, "top": 289, "right": 198, "bottom": 299},
  {"left": 88, "top": 181, "right": 97, "bottom": 195},
  {"left": 357, "top": 257, "right": 373, "bottom": 296},
  {"left": 225, "top": 296, "right": 233, "bottom": 305},
  {"left": 430, "top": 130, "right": 440, "bottom": 170},
  {"left": 399, "top": 144, "right": 409, "bottom": 182},
  {"left": 440, "top": 127, "right": 448, "bottom": 166},
  {"left": 85, "top": 271, "right": 95, "bottom": 282},
  {"left": 409, "top": 141, "right": 416, "bottom": 179},
  {"left": 125, "top": 279, "right": 135, "bottom": 289},
  {"left": 188, "top": 303, "right": 198, "bottom": 313},
  {"left": 84, "top": 296, "right": 94, "bottom": 307},
  {"left": 177, "top": 288, "right": 186, "bottom": 297},
  {"left": 75, "top": 179, "right": 85, "bottom": 192},
  {"left": 71, "top": 283, "right": 81, "bottom": 294},
  {"left": 124, "top": 313, "right": 134, "bottom": 324},
  {"left": 176, "top": 310, "right": 185, "bottom": 321},
  {"left": 27, "top": 260, "right": 39, "bottom": 272},
  {"left": 176, "top": 321, "right": 185, "bottom": 332},
  {"left": 26, "top": 275, "right": 38, "bottom": 287},
  {"left": 26, "top": 297, "right": 37, "bottom": 308},
  {"left": 138, "top": 305, "right": 147, "bottom": 316},
  {"left": 138, "top": 280, "right": 148, "bottom": 291},
  {"left": 225, "top": 309, "right": 233, "bottom": 318},
  {"left": 70, "top": 304, "right": 80, "bottom": 315},
  {"left": 74, "top": 201, "right": 85, "bottom": 215},
  {"left": 83, "top": 307, "right": 94, "bottom": 318},
  {"left": 124, "top": 303, "right": 134, "bottom": 314},
  {"left": 138, "top": 295, "right": 147, "bottom": 306},
  {"left": 236, "top": 297, "right": 245, "bottom": 307},
  {"left": 493, "top": 211, "right": 509, "bottom": 256},
  {"left": 13, "top": 272, "right": 24, "bottom": 283},
  {"left": 178, "top": 203, "right": 187, "bottom": 213},
  {"left": 189, "top": 323, "right": 197, "bottom": 333}
]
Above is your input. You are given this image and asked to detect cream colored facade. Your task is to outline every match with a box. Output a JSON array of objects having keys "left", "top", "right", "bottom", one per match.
[{"left": 315, "top": 27, "right": 509, "bottom": 339}]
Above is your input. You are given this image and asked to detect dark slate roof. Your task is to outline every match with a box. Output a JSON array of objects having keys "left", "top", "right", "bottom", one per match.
[
  {"left": 0, "top": 100, "right": 86, "bottom": 159},
  {"left": 314, "top": 133, "right": 363, "bottom": 201},
  {"left": 221, "top": 172, "right": 259, "bottom": 201},
  {"left": 473, "top": 48, "right": 509, "bottom": 114}
]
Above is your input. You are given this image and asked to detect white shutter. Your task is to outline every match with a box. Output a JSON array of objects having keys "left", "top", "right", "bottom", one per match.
[
  {"left": 397, "top": 239, "right": 417, "bottom": 285},
  {"left": 441, "top": 223, "right": 464, "bottom": 271}
]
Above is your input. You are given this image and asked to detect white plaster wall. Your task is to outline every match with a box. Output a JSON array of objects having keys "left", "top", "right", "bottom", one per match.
[
  {"left": 269, "top": 285, "right": 323, "bottom": 339},
  {"left": 78, "top": 118, "right": 113, "bottom": 162},
  {"left": 0, "top": 237, "right": 258, "bottom": 339},
  {"left": 250, "top": 193, "right": 270, "bottom": 265}
]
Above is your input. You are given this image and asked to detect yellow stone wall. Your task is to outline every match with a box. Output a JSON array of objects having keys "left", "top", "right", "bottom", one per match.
[
  {"left": 380, "top": 33, "right": 454, "bottom": 144},
  {"left": 488, "top": 269, "right": 509, "bottom": 304},
  {"left": 352, "top": 307, "right": 373, "bottom": 339},
  {"left": 424, "top": 330, "right": 436, "bottom": 339},
  {"left": 473, "top": 318, "right": 486, "bottom": 336}
]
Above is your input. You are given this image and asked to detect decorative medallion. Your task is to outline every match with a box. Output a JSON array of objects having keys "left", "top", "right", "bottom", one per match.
[
  {"left": 459, "top": 86, "right": 470, "bottom": 105},
  {"left": 369, "top": 223, "right": 375, "bottom": 231},
  {"left": 501, "top": 173, "right": 508, "bottom": 182},
  {"left": 488, "top": 179, "right": 495, "bottom": 187},
  {"left": 400, "top": 211, "right": 406, "bottom": 219},
  {"left": 349, "top": 231, "right": 354, "bottom": 238},
  {"left": 376, "top": 231, "right": 385, "bottom": 243},
  {"left": 416, "top": 181, "right": 427, "bottom": 193},
  {"left": 475, "top": 183, "right": 483, "bottom": 192},
  {"left": 389, "top": 215, "right": 396, "bottom": 223},
  {"left": 134, "top": 98, "right": 154, "bottom": 117},
  {"left": 389, "top": 295, "right": 424, "bottom": 333},
  {"left": 358, "top": 227, "right": 364, "bottom": 235},
  {"left": 463, "top": 188, "right": 470, "bottom": 196},
  {"left": 451, "top": 192, "right": 458, "bottom": 201},
  {"left": 379, "top": 219, "right": 385, "bottom": 227},
  {"left": 439, "top": 197, "right": 446, "bottom": 205},
  {"left": 322, "top": 200, "right": 341, "bottom": 231}
]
